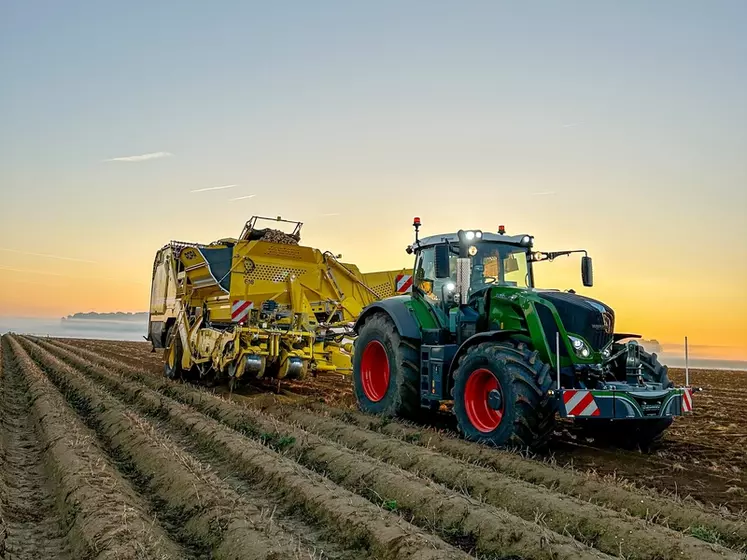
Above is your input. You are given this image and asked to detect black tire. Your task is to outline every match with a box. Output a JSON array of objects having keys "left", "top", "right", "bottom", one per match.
[
  {"left": 163, "top": 326, "right": 183, "bottom": 380},
  {"left": 610, "top": 343, "right": 673, "bottom": 388},
  {"left": 352, "top": 313, "right": 420, "bottom": 419},
  {"left": 451, "top": 340, "right": 555, "bottom": 450}
]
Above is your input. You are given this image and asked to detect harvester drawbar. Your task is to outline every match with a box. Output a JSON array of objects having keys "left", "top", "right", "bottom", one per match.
[{"left": 351, "top": 218, "right": 694, "bottom": 451}]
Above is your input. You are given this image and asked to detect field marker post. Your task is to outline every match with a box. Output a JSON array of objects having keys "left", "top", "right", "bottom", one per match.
[{"left": 684, "top": 335, "right": 690, "bottom": 386}]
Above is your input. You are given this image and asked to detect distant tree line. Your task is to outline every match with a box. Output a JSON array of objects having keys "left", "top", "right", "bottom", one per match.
[{"left": 62, "top": 312, "right": 148, "bottom": 321}]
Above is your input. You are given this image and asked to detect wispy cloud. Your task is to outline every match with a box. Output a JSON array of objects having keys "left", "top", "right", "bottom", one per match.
[
  {"left": 0, "top": 266, "right": 147, "bottom": 285},
  {"left": 104, "top": 151, "right": 173, "bottom": 162},
  {"left": 190, "top": 184, "right": 238, "bottom": 193},
  {"left": 530, "top": 191, "right": 556, "bottom": 196},
  {"left": 229, "top": 194, "right": 256, "bottom": 201},
  {"left": 561, "top": 121, "right": 583, "bottom": 128},
  {"left": 0, "top": 248, "right": 97, "bottom": 264}
]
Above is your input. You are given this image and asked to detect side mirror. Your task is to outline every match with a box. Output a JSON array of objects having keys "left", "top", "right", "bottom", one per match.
[
  {"left": 435, "top": 244, "right": 451, "bottom": 279},
  {"left": 581, "top": 256, "right": 593, "bottom": 287}
]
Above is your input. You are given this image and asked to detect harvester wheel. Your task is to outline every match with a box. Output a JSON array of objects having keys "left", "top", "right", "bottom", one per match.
[
  {"left": 163, "top": 326, "right": 183, "bottom": 380},
  {"left": 451, "top": 340, "right": 555, "bottom": 450},
  {"left": 352, "top": 313, "right": 420, "bottom": 419}
]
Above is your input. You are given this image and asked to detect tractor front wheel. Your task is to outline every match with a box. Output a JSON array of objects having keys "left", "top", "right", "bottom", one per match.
[
  {"left": 577, "top": 346, "right": 674, "bottom": 451},
  {"left": 352, "top": 313, "right": 420, "bottom": 419},
  {"left": 452, "top": 340, "right": 555, "bottom": 450}
]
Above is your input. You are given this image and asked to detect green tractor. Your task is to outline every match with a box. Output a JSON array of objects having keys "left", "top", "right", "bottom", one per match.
[{"left": 351, "top": 218, "right": 693, "bottom": 450}]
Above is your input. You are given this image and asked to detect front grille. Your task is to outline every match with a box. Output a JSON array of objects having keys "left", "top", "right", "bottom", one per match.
[{"left": 537, "top": 291, "right": 614, "bottom": 351}]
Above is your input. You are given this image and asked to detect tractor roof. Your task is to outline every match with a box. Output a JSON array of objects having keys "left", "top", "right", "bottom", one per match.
[{"left": 414, "top": 231, "right": 531, "bottom": 250}]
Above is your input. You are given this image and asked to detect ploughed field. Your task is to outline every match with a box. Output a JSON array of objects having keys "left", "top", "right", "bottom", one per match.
[{"left": 1, "top": 335, "right": 745, "bottom": 560}]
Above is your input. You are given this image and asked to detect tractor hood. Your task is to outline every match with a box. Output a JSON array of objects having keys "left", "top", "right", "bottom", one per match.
[{"left": 535, "top": 290, "right": 615, "bottom": 351}]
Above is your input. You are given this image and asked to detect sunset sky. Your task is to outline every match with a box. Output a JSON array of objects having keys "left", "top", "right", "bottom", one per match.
[{"left": 1, "top": 1, "right": 745, "bottom": 360}]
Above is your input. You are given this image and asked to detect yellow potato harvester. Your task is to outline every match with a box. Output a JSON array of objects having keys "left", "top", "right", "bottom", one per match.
[{"left": 147, "top": 216, "right": 411, "bottom": 387}]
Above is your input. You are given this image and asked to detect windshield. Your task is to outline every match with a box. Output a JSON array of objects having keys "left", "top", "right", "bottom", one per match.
[
  {"left": 414, "top": 241, "right": 532, "bottom": 303},
  {"left": 463, "top": 242, "right": 532, "bottom": 290}
]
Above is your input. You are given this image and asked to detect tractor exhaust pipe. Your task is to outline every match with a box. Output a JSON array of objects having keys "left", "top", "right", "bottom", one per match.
[{"left": 456, "top": 257, "right": 471, "bottom": 305}]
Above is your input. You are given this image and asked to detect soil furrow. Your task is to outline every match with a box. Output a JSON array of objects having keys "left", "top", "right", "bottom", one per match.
[
  {"left": 23, "top": 336, "right": 469, "bottom": 560},
  {"left": 161, "top": 426, "right": 368, "bottom": 560},
  {"left": 36, "top": 337, "right": 610, "bottom": 560},
  {"left": 37, "top": 338, "right": 742, "bottom": 560},
  {"left": 1, "top": 339, "right": 70, "bottom": 560},
  {"left": 0, "top": 340, "right": 6, "bottom": 558},
  {"left": 3, "top": 335, "right": 184, "bottom": 560},
  {"left": 17, "top": 337, "right": 319, "bottom": 560},
  {"left": 295, "top": 403, "right": 747, "bottom": 550}
]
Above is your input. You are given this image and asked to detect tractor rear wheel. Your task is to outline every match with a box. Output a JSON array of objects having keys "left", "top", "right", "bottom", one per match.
[
  {"left": 451, "top": 340, "right": 555, "bottom": 450},
  {"left": 163, "top": 326, "right": 183, "bottom": 380},
  {"left": 352, "top": 313, "right": 420, "bottom": 419}
]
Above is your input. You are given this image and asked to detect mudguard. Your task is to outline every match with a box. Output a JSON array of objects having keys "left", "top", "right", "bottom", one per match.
[
  {"left": 354, "top": 296, "right": 422, "bottom": 340},
  {"left": 448, "top": 329, "right": 527, "bottom": 376}
]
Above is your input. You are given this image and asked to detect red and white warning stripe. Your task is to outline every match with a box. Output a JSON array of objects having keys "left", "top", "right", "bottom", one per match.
[
  {"left": 563, "top": 390, "right": 600, "bottom": 417},
  {"left": 231, "top": 300, "right": 253, "bottom": 323},
  {"left": 682, "top": 387, "right": 693, "bottom": 413},
  {"left": 395, "top": 274, "right": 413, "bottom": 293}
]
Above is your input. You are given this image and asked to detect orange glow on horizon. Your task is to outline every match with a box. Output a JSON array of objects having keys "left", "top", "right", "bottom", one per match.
[{"left": 1, "top": 224, "right": 745, "bottom": 362}]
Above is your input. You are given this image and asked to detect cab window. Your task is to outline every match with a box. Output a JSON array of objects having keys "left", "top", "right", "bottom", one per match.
[{"left": 414, "top": 246, "right": 456, "bottom": 300}]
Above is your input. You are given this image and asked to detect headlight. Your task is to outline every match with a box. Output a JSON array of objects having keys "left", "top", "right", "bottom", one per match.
[
  {"left": 568, "top": 335, "right": 591, "bottom": 359},
  {"left": 458, "top": 229, "right": 483, "bottom": 242}
]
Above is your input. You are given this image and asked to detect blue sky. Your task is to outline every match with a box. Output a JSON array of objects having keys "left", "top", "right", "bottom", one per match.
[{"left": 0, "top": 1, "right": 746, "bottom": 355}]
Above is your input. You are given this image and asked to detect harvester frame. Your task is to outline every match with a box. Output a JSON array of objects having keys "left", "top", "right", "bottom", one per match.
[{"left": 147, "top": 216, "right": 411, "bottom": 387}]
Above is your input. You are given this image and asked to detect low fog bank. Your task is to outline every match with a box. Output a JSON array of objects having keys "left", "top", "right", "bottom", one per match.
[
  {"left": 1, "top": 317, "right": 744, "bottom": 371},
  {"left": 659, "top": 354, "right": 747, "bottom": 371},
  {"left": 0, "top": 316, "right": 147, "bottom": 342}
]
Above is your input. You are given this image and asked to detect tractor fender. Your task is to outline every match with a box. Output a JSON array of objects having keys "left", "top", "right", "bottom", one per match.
[
  {"left": 354, "top": 296, "right": 422, "bottom": 340},
  {"left": 448, "top": 329, "right": 527, "bottom": 376}
]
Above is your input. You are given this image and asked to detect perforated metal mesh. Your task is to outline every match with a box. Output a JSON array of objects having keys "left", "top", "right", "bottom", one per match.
[
  {"left": 263, "top": 244, "right": 304, "bottom": 259},
  {"left": 247, "top": 264, "right": 308, "bottom": 283},
  {"left": 370, "top": 282, "right": 394, "bottom": 299}
]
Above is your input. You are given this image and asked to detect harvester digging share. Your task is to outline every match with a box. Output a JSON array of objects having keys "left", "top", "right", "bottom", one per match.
[
  {"left": 147, "top": 216, "right": 410, "bottom": 390},
  {"left": 350, "top": 218, "right": 695, "bottom": 451}
]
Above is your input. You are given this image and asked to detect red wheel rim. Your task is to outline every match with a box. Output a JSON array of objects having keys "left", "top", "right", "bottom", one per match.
[
  {"left": 360, "top": 340, "right": 390, "bottom": 402},
  {"left": 464, "top": 368, "right": 503, "bottom": 432}
]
